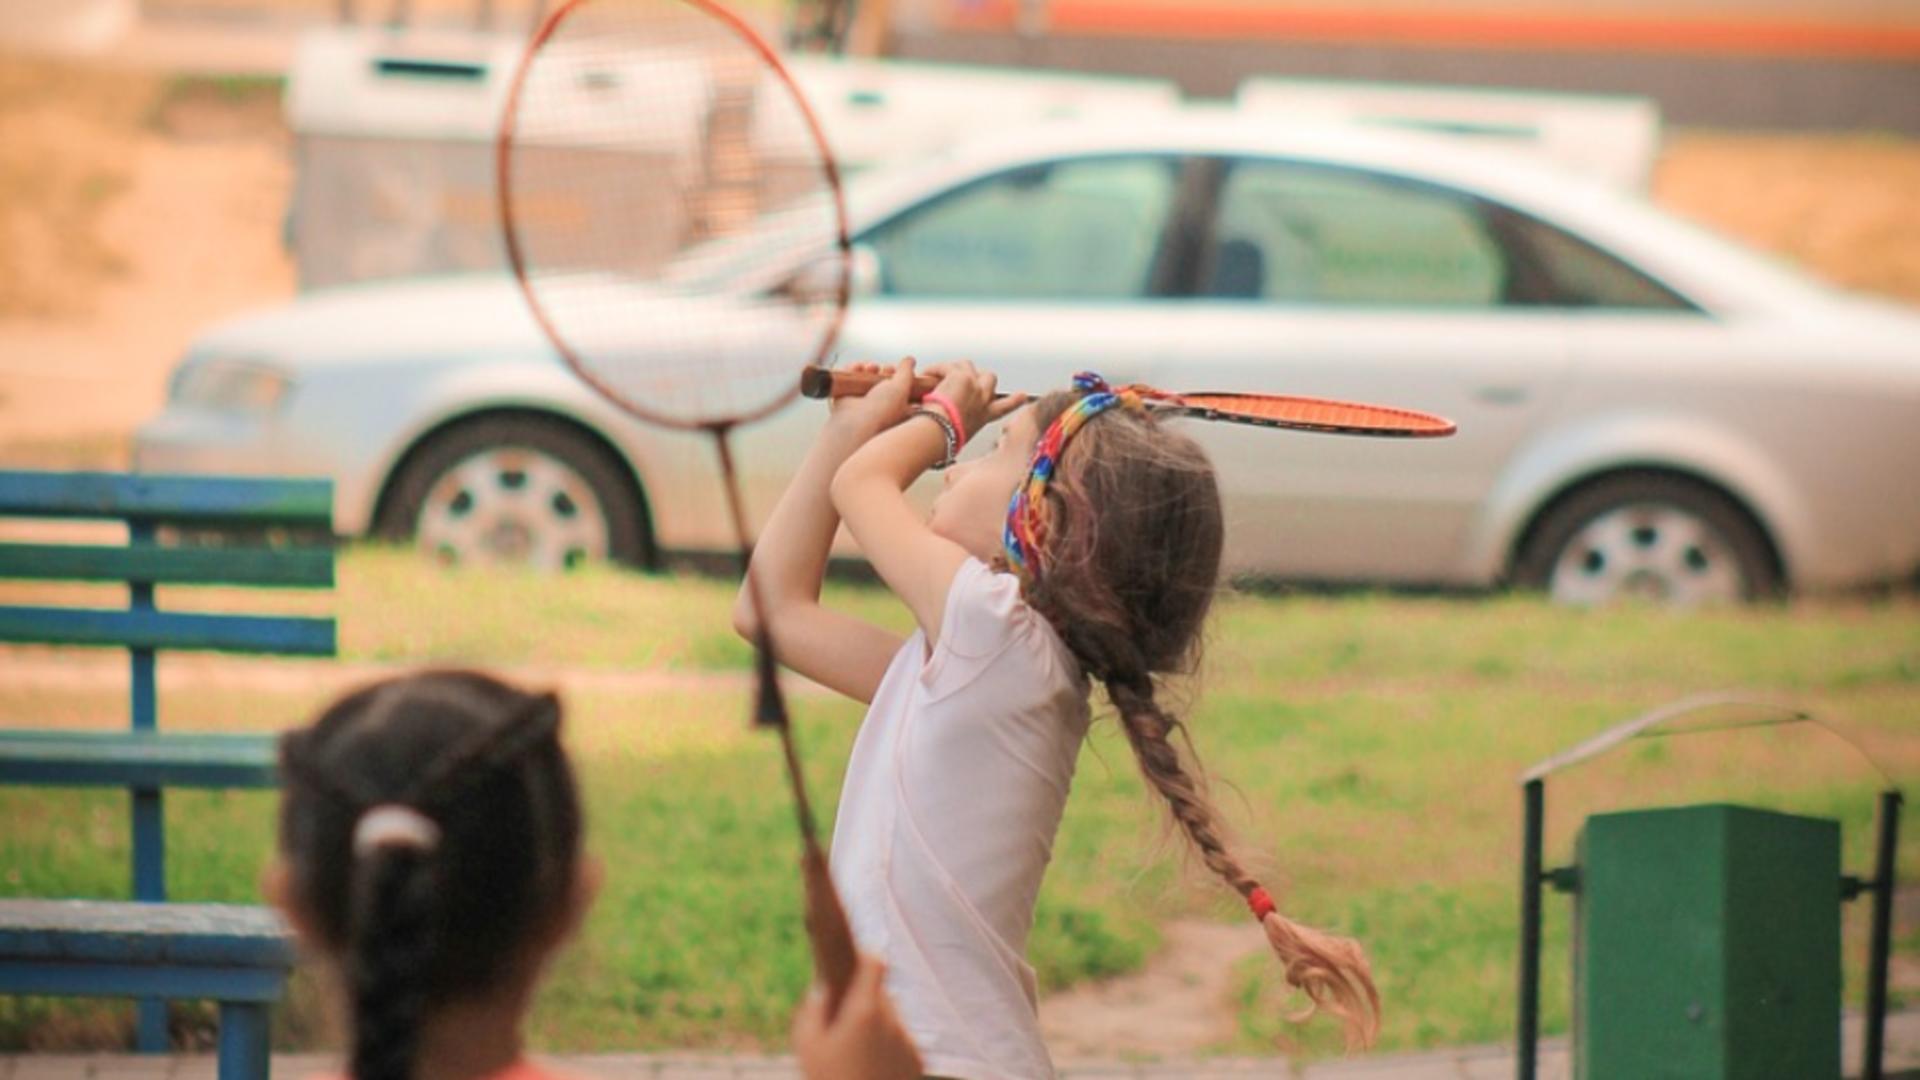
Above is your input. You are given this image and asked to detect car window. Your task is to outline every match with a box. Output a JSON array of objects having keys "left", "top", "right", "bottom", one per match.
[
  {"left": 1505, "top": 213, "right": 1696, "bottom": 310},
  {"left": 1205, "top": 160, "right": 1508, "bottom": 307},
  {"left": 865, "top": 156, "right": 1179, "bottom": 300}
]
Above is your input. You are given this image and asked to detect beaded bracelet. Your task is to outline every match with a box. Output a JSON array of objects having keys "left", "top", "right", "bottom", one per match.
[
  {"left": 913, "top": 408, "right": 960, "bottom": 470},
  {"left": 920, "top": 391, "right": 968, "bottom": 451}
]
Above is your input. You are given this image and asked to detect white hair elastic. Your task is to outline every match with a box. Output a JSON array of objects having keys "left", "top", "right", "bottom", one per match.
[{"left": 351, "top": 804, "right": 442, "bottom": 857}]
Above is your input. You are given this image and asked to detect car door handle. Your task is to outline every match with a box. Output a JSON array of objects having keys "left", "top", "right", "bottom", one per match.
[{"left": 1474, "top": 385, "right": 1530, "bottom": 406}]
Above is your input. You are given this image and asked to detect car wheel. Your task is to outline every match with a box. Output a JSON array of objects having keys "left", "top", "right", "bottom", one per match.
[
  {"left": 377, "top": 415, "right": 649, "bottom": 570},
  {"left": 1513, "top": 474, "right": 1779, "bottom": 606}
]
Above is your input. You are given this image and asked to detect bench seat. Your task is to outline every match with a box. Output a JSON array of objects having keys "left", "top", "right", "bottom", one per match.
[
  {"left": 0, "top": 899, "right": 293, "bottom": 976},
  {"left": 0, "top": 731, "right": 278, "bottom": 789},
  {"left": 0, "top": 899, "right": 294, "bottom": 1080}
]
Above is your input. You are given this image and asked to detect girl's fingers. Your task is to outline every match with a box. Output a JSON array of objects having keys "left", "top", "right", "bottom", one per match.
[
  {"left": 842, "top": 955, "right": 888, "bottom": 1019},
  {"left": 790, "top": 986, "right": 825, "bottom": 1041},
  {"left": 852, "top": 955, "right": 887, "bottom": 996},
  {"left": 986, "top": 393, "right": 1029, "bottom": 422}
]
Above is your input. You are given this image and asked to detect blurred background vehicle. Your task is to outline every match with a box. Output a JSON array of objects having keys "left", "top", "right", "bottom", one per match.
[{"left": 135, "top": 107, "right": 1920, "bottom": 604}]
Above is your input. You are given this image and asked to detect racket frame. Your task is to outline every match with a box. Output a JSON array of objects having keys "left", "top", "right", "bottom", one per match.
[{"left": 496, "top": 0, "right": 854, "bottom": 433}]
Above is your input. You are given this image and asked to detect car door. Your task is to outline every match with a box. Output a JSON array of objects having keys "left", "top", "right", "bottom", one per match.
[
  {"left": 1161, "top": 156, "right": 1577, "bottom": 584},
  {"left": 737, "top": 153, "right": 1198, "bottom": 521}
]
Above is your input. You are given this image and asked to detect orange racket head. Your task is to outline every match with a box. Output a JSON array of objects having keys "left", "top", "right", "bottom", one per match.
[
  {"left": 498, "top": 0, "right": 850, "bottom": 432},
  {"left": 798, "top": 365, "right": 1457, "bottom": 438},
  {"left": 1152, "top": 392, "right": 1456, "bottom": 438}
]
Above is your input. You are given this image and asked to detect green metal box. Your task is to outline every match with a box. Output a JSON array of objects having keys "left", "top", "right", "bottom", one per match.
[{"left": 1574, "top": 803, "right": 1841, "bottom": 1079}]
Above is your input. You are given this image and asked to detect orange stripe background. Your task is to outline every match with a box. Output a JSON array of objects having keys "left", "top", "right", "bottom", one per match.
[{"left": 939, "top": 1, "right": 1920, "bottom": 61}]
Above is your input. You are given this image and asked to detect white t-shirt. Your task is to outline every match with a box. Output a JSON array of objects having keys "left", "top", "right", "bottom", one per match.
[{"left": 829, "top": 558, "right": 1091, "bottom": 1080}]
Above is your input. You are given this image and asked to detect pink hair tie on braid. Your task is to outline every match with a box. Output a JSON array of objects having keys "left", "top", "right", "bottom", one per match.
[{"left": 1247, "top": 886, "right": 1276, "bottom": 921}]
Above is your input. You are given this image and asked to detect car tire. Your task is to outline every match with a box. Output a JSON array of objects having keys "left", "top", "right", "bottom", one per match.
[
  {"left": 1512, "top": 473, "right": 1780, "bottom": 606},
  {"left": 376, "top": 414, "right": 651, "bottom": 571}
]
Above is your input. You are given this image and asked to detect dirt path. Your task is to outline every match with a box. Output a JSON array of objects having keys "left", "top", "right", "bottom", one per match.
[
  {"left": 1038, "top": 918, "right": 1268, "bottom": 1058},
  {"left": 0, "top": 649, "right": 826, "bottom": 700}
]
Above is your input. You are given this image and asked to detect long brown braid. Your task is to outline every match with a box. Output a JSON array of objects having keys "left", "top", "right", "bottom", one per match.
[
  {"left": 1014, "top": 391, "right": 1382, "bottom": 1049},
  {"left": 277, "top": 670, "right": 582, "bottom": 1080}
]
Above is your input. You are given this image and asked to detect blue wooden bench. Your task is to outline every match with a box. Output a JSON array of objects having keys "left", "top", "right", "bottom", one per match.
[
  {"left": 0, "top": 470, "right": 336, "bottom": 1071},
  {"left": 0, "top": 900, "right": 294, "bottom": 1080}
]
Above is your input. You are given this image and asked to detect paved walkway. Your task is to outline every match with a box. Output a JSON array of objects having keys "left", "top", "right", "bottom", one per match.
[{"left": 3, "top": 1009, "right": 1917, "bottom": 1080}]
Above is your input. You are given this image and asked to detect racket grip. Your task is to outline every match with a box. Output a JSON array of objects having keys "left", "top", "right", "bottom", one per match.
[
  {"left": 802, "top": 840, "right": 860, "bottom": 1019},
  {"left": 799, "top": 365, "right": 939, "bottom": 402}
]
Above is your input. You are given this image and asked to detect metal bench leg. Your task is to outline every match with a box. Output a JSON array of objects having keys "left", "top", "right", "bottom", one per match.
[
  {"left": 132, "top": 784, "right": 169, "bottom": 1052},
  {"left": 218, "top": 1002, "right": 272, "bottom": 1080}
]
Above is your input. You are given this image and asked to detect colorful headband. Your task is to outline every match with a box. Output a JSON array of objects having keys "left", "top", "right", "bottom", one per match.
[{"left": 1003, "top": 372, "right": 1149, "bottom": 576}]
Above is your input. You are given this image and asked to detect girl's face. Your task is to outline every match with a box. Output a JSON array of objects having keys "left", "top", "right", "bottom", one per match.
[{"left": 929, "top": 405, "right": 1039, "bottom": 561}]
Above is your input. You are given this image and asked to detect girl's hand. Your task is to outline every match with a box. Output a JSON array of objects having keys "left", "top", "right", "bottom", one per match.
[
  {"left": 927, "top": 359, "right": 1027, "bottom": 445},
  {"left": 827, "top": 359, "right": 918, "bottom": 441},
  {"left": 791, "top": 954, "right": 923, "bottom": 1080}
]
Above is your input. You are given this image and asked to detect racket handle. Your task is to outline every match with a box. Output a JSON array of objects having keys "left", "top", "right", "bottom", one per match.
[
  {"left": 799, "top": 365, "right": 939, "bottom": 402},
  {"left": 803, "top": 839, "right": 860, "bottom": 1018}
]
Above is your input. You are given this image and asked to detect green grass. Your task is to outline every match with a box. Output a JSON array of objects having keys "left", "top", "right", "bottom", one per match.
[{"left": 0, "top": 548, "right": 1915, "bottom": 1057}]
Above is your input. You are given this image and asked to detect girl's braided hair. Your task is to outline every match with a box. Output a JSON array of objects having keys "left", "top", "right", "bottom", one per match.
[
  {"left": 277, "top": 670, "right": 582, "bottom": 1080},
  {"left": 1013, "top": 391, "right": 1382, "bottom": 1049}
]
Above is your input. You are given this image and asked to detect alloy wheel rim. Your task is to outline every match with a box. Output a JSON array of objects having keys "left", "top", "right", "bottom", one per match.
[
  {"left": 1548, "top": 503, "right": 1745, "bottom": 606},
  {"left": 415, "top": 447, "right": 610, "bottom": 570}
]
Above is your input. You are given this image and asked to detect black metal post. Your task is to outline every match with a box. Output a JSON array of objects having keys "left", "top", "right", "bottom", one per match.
[
  {"left": 1518, "top": 779, "right": 1544, "bottom": 1080},
  {"left": 1862, "top": 790, "right": 1903, "bottom": 1080}
]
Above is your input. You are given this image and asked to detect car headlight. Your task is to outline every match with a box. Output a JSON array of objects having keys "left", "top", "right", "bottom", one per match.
[{"left": 170, "top": 356, "right": 293, "bottom": 413}]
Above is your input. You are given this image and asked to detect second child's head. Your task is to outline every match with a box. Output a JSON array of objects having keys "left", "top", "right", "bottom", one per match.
[
  {"left": 270, "top": 671, "right": 591, "bottom": 1080},
  {"left": 945, "top": 376, "right": 1381, "bottom": 1048}
]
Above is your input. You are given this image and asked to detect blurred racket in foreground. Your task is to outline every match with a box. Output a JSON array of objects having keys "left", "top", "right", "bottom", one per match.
[
  {"left": 498, "top": 0, "right": 857, "bottom": 1009},
  {"left": 801, "top": 365, "right": 1459, "bottom": 438}
]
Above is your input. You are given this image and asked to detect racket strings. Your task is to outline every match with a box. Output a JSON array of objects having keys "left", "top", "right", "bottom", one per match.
[
  {"left": 1168, "top": 393, "right": 1455, "bottom": 435},
  {"left": 501, "top": 0, "right": 844, "bottom": 430}
]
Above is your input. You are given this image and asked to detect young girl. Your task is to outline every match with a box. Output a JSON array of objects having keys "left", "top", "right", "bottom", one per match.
[
  {"left": 739, "top": 360, "right": 1380, "bottom": 1079},
  {"left": 269, "top": 669, "right": 922, "bottom": 1080}
]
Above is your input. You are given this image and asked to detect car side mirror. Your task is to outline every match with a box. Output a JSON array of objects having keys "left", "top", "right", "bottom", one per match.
[{"left": 786, "top": 245, "right": 881, "bottom": 303}]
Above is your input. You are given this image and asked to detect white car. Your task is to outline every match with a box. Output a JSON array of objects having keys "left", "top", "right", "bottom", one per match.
[{"left": 136, "top": 115, "right": 1920, "bottom": 604}]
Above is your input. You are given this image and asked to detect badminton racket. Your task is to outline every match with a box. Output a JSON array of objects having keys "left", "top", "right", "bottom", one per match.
[
  {"left": 800, "top": 365, "right": 1458, "bottom": 438},
  {"left": 499, "top": 0, "right": 857, "bottom": 1010}
]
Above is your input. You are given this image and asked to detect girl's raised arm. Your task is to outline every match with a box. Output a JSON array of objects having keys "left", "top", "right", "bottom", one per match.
[
  {"left": 831, "top": 361, "right": 1024, "bottom": 645},
  {"left": 733, "top": 363, "right": 909, "bottom": 704}
]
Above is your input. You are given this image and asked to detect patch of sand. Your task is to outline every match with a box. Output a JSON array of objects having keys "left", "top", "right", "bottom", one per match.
[{"left": 0, "top": 57, "right": 293, "bottom": 462}]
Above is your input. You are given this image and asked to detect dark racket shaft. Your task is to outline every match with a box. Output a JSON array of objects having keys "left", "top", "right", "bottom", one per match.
[
  {"left": 499, "top": 0, "right": 858, "bottom": 1009},
  {"left": 800, "top": 365, "right": 1459, "bottom": 438}
]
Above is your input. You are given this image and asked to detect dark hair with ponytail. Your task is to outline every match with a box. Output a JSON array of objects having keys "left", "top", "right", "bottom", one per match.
[
  {"left": 1013, "top": 391, "right": 1382, "bottom": 1049},
  {"left": 277, "top": 670, "right": 583, "bottom": 1080}
]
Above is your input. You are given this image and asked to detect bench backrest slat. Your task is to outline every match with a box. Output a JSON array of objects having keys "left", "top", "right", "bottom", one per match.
[
  {"left": 0, "top": 731, "right": 279, "bottom": 790},
  {"left": 0, "top": 607, "right": 336, "bottom": 655},
  {"left": 0, "top": 472, "right": 331, "bottom": 526},
  {"left": 0, "top": 543, "right": 335, "bottom": 588}
]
